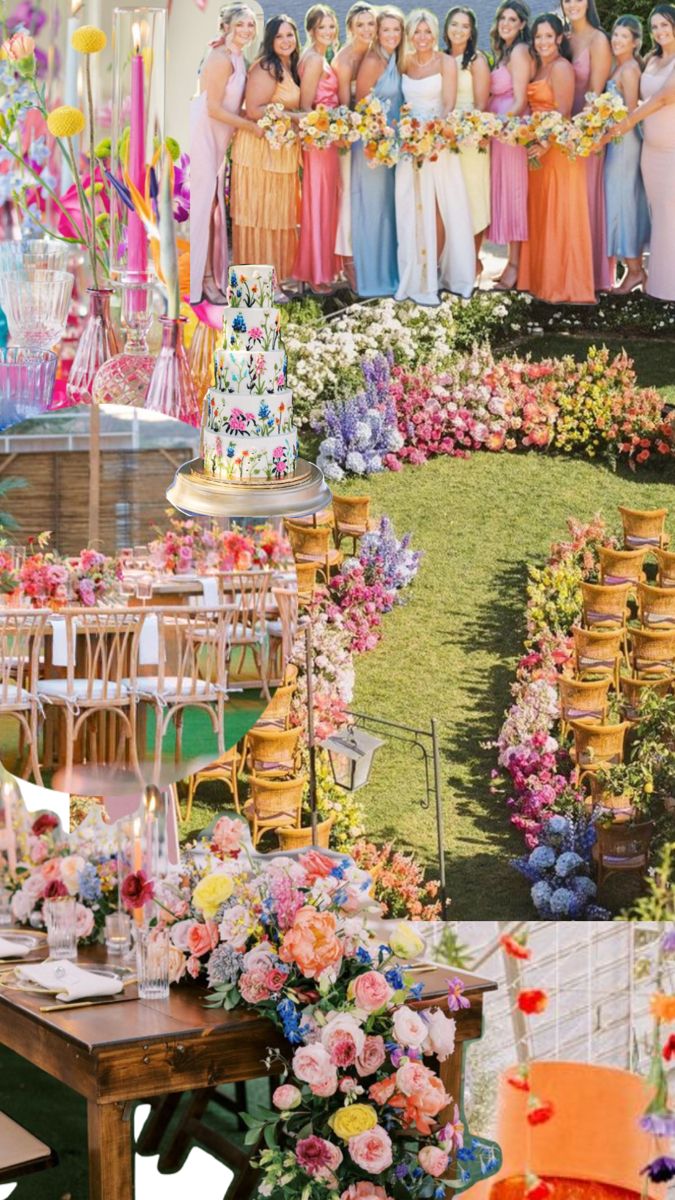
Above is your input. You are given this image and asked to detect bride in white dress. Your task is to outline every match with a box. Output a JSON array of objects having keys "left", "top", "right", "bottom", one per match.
[{"left": 395, "top": 8, "right": 475, "bottom": 305}]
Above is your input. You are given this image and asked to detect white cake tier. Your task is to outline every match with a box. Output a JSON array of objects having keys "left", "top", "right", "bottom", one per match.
[
  {"left": 226, "top": 265, "right": 277, "bottom": 309},
  {"left": 223, "top": 306, "right": 282, "bottom": 352},
  {"left": 205, "top": 389, "right": 294, "bottom": 437},
  {"left": 202, "top": 428, "right": 298, "bottom": 482},
  {"left": 213, "top": 348, "right": 287, "bottom": 395}
]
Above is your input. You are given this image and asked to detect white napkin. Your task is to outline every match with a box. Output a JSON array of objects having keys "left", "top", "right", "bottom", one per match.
[
  {"left": 0, "top": 936, "right": 31, "bottom": 959},
  {"left": 138, "top": 611, "right": 159, "bottom": 665},
  {"left": 197, "top": 576, "right": 220, "bottom": 607},
  {"left": 50, "top": 615, "right": 71, "bottom": 668},
  {"left": 17, "top": 959, "right": 124, "bottom": 1002}
]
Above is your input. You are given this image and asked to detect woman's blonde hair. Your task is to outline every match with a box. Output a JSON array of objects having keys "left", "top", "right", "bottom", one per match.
[
  {"left": 404, "top": 7, "right": 439, "bottom": 51},
  {"left": 375, "top": 5, "right": 406, "bottom": 68}
]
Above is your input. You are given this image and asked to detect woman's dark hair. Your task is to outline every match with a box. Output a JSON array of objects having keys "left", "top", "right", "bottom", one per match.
[
  {"left": 530, "top": 12, "right": 573, "bottom": 65},
  {"left": 259, "top": 13, "right": 300, "bottom": 81},
  {"left": 561, "top": 0, "right": 604, "bottom": 31},
  {"left": 647, "top": 2, "right": 675, "bottom": 55},
  {"left": 444, "top": 6, "right": 479, "bottom": 67},
  {"left": 612, "top": 14, "right": 643, "bottom": 60},
  {"left": 490, "top": 0, "right": 531, "bottom": 64}
]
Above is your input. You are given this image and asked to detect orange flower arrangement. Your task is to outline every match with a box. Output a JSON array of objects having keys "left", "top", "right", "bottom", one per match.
[{"left": 279, "top": 906, "right": 343, "bottom": 979}]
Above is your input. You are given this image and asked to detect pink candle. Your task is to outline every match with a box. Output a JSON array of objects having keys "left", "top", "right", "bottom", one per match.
[{"left": 128, "top": 23, "right": 148, "bottom": 307}]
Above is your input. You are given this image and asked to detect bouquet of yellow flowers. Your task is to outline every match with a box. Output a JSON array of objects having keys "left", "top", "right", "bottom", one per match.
[
  {"left": 397, "top": 104, "right": 444, "bottom": 167},
  {"left": 352, "top": 94, "right": 399, "bottom": 168},
  {"left": 258, "top": 102, "right": 296, "bottom": 149},
  {"left": 566, "top": 89, "right": 628, "bottom": 157},
  {"left": 298, "top": 104, "right": 360, "bottom": 150},
  {"left": 451, "top": 109, "right": 503, "bottom": 152},
  {"left": 331, "top": 103, "right": 361, "bottom": 151}
]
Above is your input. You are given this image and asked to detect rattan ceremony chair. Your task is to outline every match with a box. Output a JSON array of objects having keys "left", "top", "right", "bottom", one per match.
[
  {"left": 572, "top": 625, "right": 624, "bottom": 689},
  {"left": 637, "top": 581, "right": 675, "bottom": 628},
  {"left": 619, "top": 673, "right": 673, "bottom": 722},
  {"left": 244, "top": 774, "right": 306, "bottom": 846},
  {"left": 558, "top": 676, "right": 610, "bottom": 738},
  {"left": 581, "top": 581, "right": 631, "bottom": 630},
  {"left": 332, "top": 495, "right": 373, "bottom": 553},
  {"left": 285, "top": 521, "right": 343, "bottom": 584},
  {"left": 184, "top": 745, "right": 240, "bottom": 821},
  {"left": 0, "top": 609, "right": 47, "bottom": 785},
  {"left": 278, "top": 814, "right": 335, "bottom": 850},
  {"left": 598, "top": 545, "right": 647, "bottom": 587},
  {"left": 656, "top": 547, "right": 675, "bottom": 589},
  {"left": 618, "top": 505, "right": 669, "bottom": 550},
  {"left": 592, "top": 820, "right": 654, "bottom": 889},
  {"left": 251, "top": 683, "right": 296, "bottom": 732},
  {"left": 246, "top": 726, "right": 302, "bottom": 779},
  {"left": 627, "top": 625, "right": 675, "bottom": 678},
  {"left": 569, "top": 719, "right": 629, "bottom": 788},
  {"left": 295, "top": 561, "right": 319, "bottom": 607}
]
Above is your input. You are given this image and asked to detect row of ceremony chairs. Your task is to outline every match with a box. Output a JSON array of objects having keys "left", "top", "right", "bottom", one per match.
[{"left": 284, "top": 494, "right": 376, "bottom": 582}]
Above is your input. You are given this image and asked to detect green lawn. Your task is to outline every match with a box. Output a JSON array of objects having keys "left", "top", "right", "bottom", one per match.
[{"left": 329, "top": 335, "right": 675, "bottom": 919}]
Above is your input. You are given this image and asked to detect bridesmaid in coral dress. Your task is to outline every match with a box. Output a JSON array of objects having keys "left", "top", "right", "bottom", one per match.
[
  {"left": 518, "top": 14, "right": 595, "bottom": 303},
  {"left": 609, "top": 3, "right": 675, "bottom": 301},
  {"left": 487, "top": 1, "right": 532, "bottom": 290},
  {"left": 293, "top": 5, "right": 341, "bottom": 290},
  {"left": 189, "top": 5, "right": 260, "bottom": 304},
  {"left": 562, "top": 0, "right": 612, "bottom": 292},
  {"left": 332, "top": 3, "right": 377, "bottom": 289}
]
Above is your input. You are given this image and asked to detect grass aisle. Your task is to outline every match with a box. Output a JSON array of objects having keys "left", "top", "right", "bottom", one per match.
[{"left": 336, "top": 449, "right": 675, "bottom": 920}]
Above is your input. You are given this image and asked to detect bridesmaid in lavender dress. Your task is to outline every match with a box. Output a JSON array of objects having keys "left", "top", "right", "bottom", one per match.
[
  {"left": 562, "top": 0, "right": 612, "bottom": 293},
  {"left": 487, "top": 1, "right": 532, "bottom": 290},
  {"left": 293, "top": 4, "right": 341, "bottom": 290},
  {"left": 189, "top": 4, "right": 261, "bottom": 305},
  {"left": 608, "top": 3, "right": 675, "bottom": 301}
]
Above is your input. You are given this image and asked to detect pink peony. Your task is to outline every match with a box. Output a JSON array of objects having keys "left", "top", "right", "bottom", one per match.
[
  {"left": 272, "top": 1084, "right": 302, "bottom": 1110},
  {"left": 392, "top": 1005, "right": 428, "bottom": 1049},
  {"left": 418, "top": 1146, "right": 449, "bottom": 1177},
  {"left": 348, "top": 1126, "right": 393, "bottom": 1174},
  {"left": 238, "top": 968, "right": 272, "bottom": 1004},
  {"left": 423, "top": 1009, "right": 456, "bottom": 1062},
  {"left": 352, "top": 970, "right": 393, "bottom": 1013},
  {"left": 355, "top": 1035, "right": 387, "bottom": 1078},
  {"left": 321, "top": 1012, "right": 365, "bottom": 1067},
  {"left": 292, "top": 1043, "right": 338, "bottom": 1097}
]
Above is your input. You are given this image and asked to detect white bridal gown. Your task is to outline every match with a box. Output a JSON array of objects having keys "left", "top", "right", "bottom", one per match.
[{"left": 395, "top": 72, "right": 475, "bottom": 306}]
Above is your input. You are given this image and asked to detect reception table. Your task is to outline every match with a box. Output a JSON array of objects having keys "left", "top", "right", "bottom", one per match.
[{"left": 0, "top": 947, "right": 496, "bottom": 1199}]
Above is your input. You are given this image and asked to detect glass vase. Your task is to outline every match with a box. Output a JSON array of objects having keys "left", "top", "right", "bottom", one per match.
[
  {"left": 92, "top": 276, "right": 155, "bottom": 408},
  {"left": 60, "top": 287, "right": 120, "bottom": 408},
  {"left": 187, "top": 320, "right": 218, "bottom": 417},
  {"left": 144, "top": 316, "right": 200, "bottom": 426}
]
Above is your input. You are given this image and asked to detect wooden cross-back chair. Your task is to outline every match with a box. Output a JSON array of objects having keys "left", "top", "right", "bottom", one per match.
[
  {"left": 37, "top": 607, "right": 146, "bottom": 776},
  {"left": 569, "top": 719, "right": 629, "bottom": 788},
  {"left": 0, "top": 1110, "right": 57, "bottom": 1185},
  {"left": 217, "top": 569, "right": 272, "bottom": 701},
  {"left": 0, "top": 609, "right": 47, "bottom": 785},
  {"left": 592, "top": 819, "right": 654, "bottom": 889},
  {"left": 627, "top": 625, "right": 675, "bottom": 679},
  {"left": 581, "top": 581, "right": 632, "bottom": 631},
  {"left": 244, "top": 774, "right": 306, "bottom": 847},
  {"left": 597, "top": 545, "right": 647, "bottom": 588},
  {"left": 618, "top": 505, "right": 669, "bottom": 551},
  {"left": 572, "top": 625, "right": 624, "bottom": 689},
  {"left": 558, "top": 676, "right": 610, "bottom": 738},
  {"left": 332, "top": 494, "right": 372, "bottom": 553},
  {"left": 636, "top": 581, "right": 675, "bottom": 628},
  {"left": 266, "top": 586, "right": 298, "bottom": 686}
]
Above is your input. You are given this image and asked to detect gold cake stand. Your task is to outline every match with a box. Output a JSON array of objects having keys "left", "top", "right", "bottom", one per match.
[{"left": 166, "top": 457, "right": 332, "bottom": 521}]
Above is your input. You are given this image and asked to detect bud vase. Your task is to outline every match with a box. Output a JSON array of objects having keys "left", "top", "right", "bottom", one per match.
[
  {"left": 61, "top": 287, "right": 120, "bottom": 408},
  {"left": 187, "top": 320, "right": 218, "bottom": 417},
  {"left": 144, "top": 316, "right": 200, "bottom": 427}
]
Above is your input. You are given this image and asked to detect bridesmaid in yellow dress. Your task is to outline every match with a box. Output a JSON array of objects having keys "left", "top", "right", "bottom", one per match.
[
  {"left": 444, "top": 7, "right": 492, "bottom": 276},
  {"left": 230, "top": 15, "right": 302, "bottom": 288},
  {"left": 517, "top": 13, "right": 595, "bottom": 303}
]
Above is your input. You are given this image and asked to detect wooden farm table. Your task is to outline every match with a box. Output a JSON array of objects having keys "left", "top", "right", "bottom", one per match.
[{"left": 0, "top": 948, "right": 496, "bottom": 1200}]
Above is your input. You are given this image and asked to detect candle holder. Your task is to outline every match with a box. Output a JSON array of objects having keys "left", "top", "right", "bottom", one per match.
[
  {"left": 91, "top": 274, "right": 155, "bottom": 408},
  {"left": 109, "top": 7, "right": 166, "bottom": 284},
  {"left": 62, "top": 286, "right": 121, "bottom": 407}
]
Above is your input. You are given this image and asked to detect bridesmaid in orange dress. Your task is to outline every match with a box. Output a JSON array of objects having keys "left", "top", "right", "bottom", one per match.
[
  {"left": 293, "top": 4, "right": 341, "bottom": 290},
  {"left": 517, "top": 13, "right": 595, "bottom": 303},
  {"left": 230, "top": 16, "right": 302, "bottom": 288}
]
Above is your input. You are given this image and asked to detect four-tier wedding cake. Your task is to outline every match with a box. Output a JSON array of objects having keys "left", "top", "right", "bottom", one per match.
[{"left": 201, "top": 265, "right": 299, "bottom": 483}]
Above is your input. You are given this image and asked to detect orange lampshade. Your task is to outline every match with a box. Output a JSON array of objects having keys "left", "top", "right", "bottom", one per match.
[{"left": 469, "top": 1062, "right": 667, "bottom": 1200}]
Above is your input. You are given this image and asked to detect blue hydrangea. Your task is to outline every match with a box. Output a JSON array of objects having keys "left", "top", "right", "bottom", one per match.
[
  {"left": 345, "top": 450, "right": 367, "bottom": 475},
  {"left": 550, "top": 886, "right": 575, "bottom": 915},
  {"left": 531, "top": 880, "right": 552, "bottom": 910},
  {"left": 555, "top": 850, "right": 584, "bottom": 878},
  {"left": 77, "top": 862, "right": 102, "bottom": 903},
  {"left": 313, "top": 352, "right": 401, "bottom": 478},
  {"left": 570, "top": 875, "right": 597, "bottom": 899},
  {"left": 546, "top": 815, "right": 569, "bottom": 836},
  {"left": 528, "top": 845, "right": 556, "bottom": 871}
]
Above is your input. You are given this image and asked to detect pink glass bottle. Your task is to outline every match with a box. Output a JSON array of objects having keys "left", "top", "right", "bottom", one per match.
[
  {"left": 63, "top": 287, "right": 120, "bottom": 407},
  {"left": 92, "top": 276, "right": 155, "bottom": 408},
  {"left": 144, "top": 316, "right": 200, "bottom": 427}
]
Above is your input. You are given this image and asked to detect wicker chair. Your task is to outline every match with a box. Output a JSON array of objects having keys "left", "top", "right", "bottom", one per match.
[
  {"left": 332, "top": 495, "right": 373, "bottom": 554},
  {"left": 251, "top": 683, "right": 295, "bottom": 732},
  {"left": 619, "top": 672, "right": 673, "bottom": 721},
  {"left": 587, "top": 774, "right": 635, "bottom": 821},
  {"left": 184, "top": 745, "right": 239, "bottom": 822},
  {"left": 283, "top": 662, "right": 299, "bottom": 686},
  {"left": 0, "top": 609, "right": 47, "bottom": 785},
  {"left": 598, "top": 545, "right": 647, "bottom": 587},
  {"left": 284, "top": 508, "right": 333, "bottom": 529},
  {"left": 618, "top": 505, "right": 669, "bottom": 550},
  {"left": 627, "top": 625, "right": 675, "bottom": 678},
  {"left": 558, "top": 677, "right": 610, "bottom": 738},
  {"left": 295, "top": 562, "right": 319, "bottom": 607},
  {"left": 285, "top": 521, "right": 343, "bottom": 584},
  {"left": 569, "top": 719, "right": 629, "bottom": 787},
  {"left": 572, "top": 626, "right": 624, "bottom": 688},
  {"left": 246, "top": 726, "right": 302, "bottom": 778},
  {"left": 278, "top": 815, "right": 335, "bottom": 850},
  {"left": 637, "top": 581, "right": 675, "bottom": 628},
  {"left": 592, "top": 820, "right": 654, "bottom": 889},
  {"left": 244, "top": 775, "right": 306, "bottom": 847},
  {"left": 581, "top": 581, "right": 631, "bottom": 630},
  {"left": 655, "top": 547, "right": 675, "bottom": 589}
]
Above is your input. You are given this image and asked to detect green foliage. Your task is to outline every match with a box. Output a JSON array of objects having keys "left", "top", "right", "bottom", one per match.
[
  {"left": 0, "top": 476, "right": 26, "bottom": 532},
  {"left": 596, "top": 0, "right": 655, "bottom": 38},
  {"left": 624, "top": 842, "right": 675, "bottom": 920}
]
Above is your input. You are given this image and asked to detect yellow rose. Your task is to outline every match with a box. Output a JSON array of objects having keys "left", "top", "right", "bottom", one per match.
[
  {"left": 192, "top": 872, "right": 234, "bottom": 918},
  {"left": 389, "top": 922, "right": 425, "bottom": 961},
  {"left": 71, "top": 25, "right": 107, "bottom": 54},
  {"left": 47, "top": 105, "right": 86, "bottom": 139},
  {"left": 328, "top": 1104, "right": 378, "bottom": 1141}
]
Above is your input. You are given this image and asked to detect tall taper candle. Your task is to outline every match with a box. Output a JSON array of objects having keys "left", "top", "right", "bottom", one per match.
[{"left": 127, "top": 21, "right": 148, "bottom": 309}]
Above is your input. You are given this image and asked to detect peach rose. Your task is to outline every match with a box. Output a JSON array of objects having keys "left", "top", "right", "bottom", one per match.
[
  {"left": 418, "top": 1146, "right": 449, "bottom": 1177},
  {"left": 392, "top": 1005, "right": 428, "bottom": 1049},
  {"left": 168, "top": 945, "right": 187, "bottom": 984},
  {"left": 186, "top": 920, "right": 219, "bottom": 958},
  {"left": 279, "top": 905, "right": 342, "bottom": 980},
  {"left": 352, "top": 971, "right": 393, "bottom": 1013},
  {"left": 356, "top": 1034, "right": 387, "bottom": 1078},
  {"left": 292, "top": 1043, "right": 338, "bottom": 1096},
  {"left": 368, "top": 1075, "right": 397, "bottom": 1105},
  {"left": 347, "top": 1126, "right": 393, "bottom": 1173},
  {"left": 42, "top": 859, "right": 63, "bottom": 884},
  {"left": 60, "top": 854, "right": 86, "bottom": 897}
]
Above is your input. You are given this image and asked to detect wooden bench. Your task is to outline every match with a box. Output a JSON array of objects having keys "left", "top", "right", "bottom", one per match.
[{"left": 0, "top": 1110, "right": 57, "bottom": 1184}]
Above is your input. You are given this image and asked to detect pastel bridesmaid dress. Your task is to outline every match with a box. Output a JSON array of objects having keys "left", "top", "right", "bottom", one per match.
[
  {"left": 487, "top": 62, "right": 528, "bottom": 243},
  {"left": 517, "top": 77, "right": 595, "bottom": 303},
  {"left": 351, "top": 53, "right": 403, "bottom": 296},
  {"left": 294, "top": 62, "right": 340, "bottom": 287},
  {"left": 640, "top": 59, "right": 675, "bottom": 301},
  {"left": 335, "top": 80, "right": 356, "bottom": 259},
  {"left": 455, "top": 57, "right": 491, "bottom": 235},
  {"left": 604, "top": 78, "right": 650, "bottom": 263},
  {"left": 572, "top": 47, "right": 611, "bottom": 291},
  {"left": 189, "top": 50, "right": 246, "bottom": 304}
]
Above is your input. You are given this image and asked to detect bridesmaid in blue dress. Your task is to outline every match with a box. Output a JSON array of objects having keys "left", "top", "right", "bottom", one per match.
[
  {"left": 351, "top": 6, "right": 405, "bottom": 296},
  {"left": 604, "top": 15, "right": 650, "bottom": 291}
]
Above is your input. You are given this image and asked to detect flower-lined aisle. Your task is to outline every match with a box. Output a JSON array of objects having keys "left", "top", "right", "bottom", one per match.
[{"left": 494, "top": 512, "right": 675, "bottom": 919}]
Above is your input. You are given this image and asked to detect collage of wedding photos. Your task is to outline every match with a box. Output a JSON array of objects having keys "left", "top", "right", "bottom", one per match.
[{"left": 0, "top": 0, "right": 672, "bottom": 1197}]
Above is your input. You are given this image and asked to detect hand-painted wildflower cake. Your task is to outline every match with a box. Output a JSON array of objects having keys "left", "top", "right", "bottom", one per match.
[{"left": 202, "top": 265, "right": 298, "bottom": 483}]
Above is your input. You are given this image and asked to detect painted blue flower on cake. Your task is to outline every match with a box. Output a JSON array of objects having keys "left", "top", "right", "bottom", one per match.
[
  {"left": 231, "top": 313, "right": 247, "bottom": 333},
  {"left": 257, "top": 401, "right": 275, "bottom": 436}
]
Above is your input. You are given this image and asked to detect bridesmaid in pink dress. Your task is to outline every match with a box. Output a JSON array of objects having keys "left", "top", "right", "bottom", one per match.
[
  {"left": 487, "top": 1, "right": 532, "bottom": 290},
  {"left": 189, "top": 5, "right": 261, "bottom": 304},
  {"left": 293, "top": 4, "right": 341, "bottom": 289},
  {"left": 608, "top": 4, "right": 675, "bottom": 300},
  {"left": 562, "top": 0, "right": 612, "bottom": 293}
]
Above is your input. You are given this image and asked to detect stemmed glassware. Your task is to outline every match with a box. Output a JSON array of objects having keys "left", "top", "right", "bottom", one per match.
[{"left": 0, "top": 268, "right": 74, "bottom": 350}]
